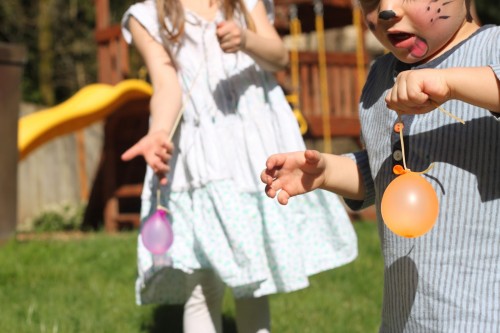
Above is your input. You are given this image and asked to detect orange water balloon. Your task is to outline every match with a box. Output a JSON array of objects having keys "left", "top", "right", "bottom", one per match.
[{"left": 381, "top": 171, "right": 439, "bottom": 238}]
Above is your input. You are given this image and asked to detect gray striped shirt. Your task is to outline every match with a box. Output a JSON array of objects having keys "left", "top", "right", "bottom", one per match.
[{"left": 346, "top": 25, "right": 500, "bottom": 332}]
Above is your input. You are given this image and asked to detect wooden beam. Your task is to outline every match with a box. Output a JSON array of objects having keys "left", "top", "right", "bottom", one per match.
[
  {"left": 94, "top": 0, "right": 110, "bottom": 30},
  {"left": 95, "top": 26, "right": 122, "bottom": 43}
]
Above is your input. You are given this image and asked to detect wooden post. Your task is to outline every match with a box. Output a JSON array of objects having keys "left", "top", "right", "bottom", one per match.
[
  {"left": 313, "top": 0, "right": 332, "bottom": 153},
  {"left": 95, "top": 0, "right": 111, "bottom": 84},
  {"left": 353, "top": 5, "right": 367, "bottom": 93},
  {"left": 94, "top": 0, "right": 129, "bottom": 84},
  {"left": 0, "top": 43, "right": 26, "bottom": 242}
]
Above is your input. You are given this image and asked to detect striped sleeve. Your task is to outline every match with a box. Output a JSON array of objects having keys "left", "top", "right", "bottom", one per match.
[{"left": 342, "top": 150, "right": 375, "bottom": 210}]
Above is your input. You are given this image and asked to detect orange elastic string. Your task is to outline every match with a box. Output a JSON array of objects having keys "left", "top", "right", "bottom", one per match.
[{"left": 396, "top": 114, "right": 434, "bottom": 175}]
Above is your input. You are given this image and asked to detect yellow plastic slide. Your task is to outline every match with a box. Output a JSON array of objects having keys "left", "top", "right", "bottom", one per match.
[{"left": 18, "top": 79, "right": 152, "bottom": 161}]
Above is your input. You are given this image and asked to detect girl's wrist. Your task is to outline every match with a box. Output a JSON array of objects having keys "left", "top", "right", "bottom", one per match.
[{"left": 148, "top": 127, "right": 169, "bottom": 136}]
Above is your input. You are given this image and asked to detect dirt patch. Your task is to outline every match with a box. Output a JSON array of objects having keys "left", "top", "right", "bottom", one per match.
[{"left": 15, "top": 230, "right": 94, "bottom": 242}]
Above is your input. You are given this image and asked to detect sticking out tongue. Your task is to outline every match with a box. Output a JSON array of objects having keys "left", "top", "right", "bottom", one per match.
[
  {"left": 390, "top": 34, "right": 428, "bottom": 58},
  {"left": 409, "top": 37, "right": 428, "bottom": 58}
]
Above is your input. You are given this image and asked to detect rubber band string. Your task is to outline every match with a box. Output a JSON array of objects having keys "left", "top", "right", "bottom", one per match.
[
  {"left": 436, "top": 104, "right": 465, "bottom": 124},
  {"left": 155, "top": 63, "right": 204, "bottom": 209},
  {"left": 381, "top": 104, "right": 464, "bottom": 238},
  {"left": 394, "top": 105, "right": 464, "bottom": 175},
  {"left": 141, "top": 64, "right": 204, "bottom": 256}
]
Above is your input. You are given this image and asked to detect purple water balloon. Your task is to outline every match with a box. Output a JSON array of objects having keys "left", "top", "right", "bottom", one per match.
[{"left": 141, "top": 209, "right": 174, "bottom": 255}]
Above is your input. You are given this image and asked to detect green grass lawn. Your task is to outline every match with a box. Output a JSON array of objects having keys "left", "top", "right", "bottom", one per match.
[{"left": 0, "top": 221, "right": 383, "bottom": 333}]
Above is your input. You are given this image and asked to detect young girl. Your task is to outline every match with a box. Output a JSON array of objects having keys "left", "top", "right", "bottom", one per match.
[
  {"left": 120, "top": 0, "right": 357, "bottom": 332},
  {"left": 262, "top": 0, "right": 500, "bottom": 332}
]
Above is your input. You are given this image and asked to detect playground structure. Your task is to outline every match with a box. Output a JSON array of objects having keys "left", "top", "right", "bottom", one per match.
[
  {"left": 274, "top": 0, "right": 370, "bottom": 152},
  {"left": 18, "top": 80, "right": 152, "bottom": 232},
  {"left": 15, "top": 0, "right": 376, "bottom": 232},
  {"left": 92, "top": 0, "right": 374, "bottom": 146},
  {"left": 90, "top": 0, "right": 375, "bottom": 229},
  {"left": 18, "top": 80, "right": 152, "bottom": 161}
]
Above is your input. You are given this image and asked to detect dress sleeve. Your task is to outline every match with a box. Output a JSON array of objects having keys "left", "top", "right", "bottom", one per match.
[
  {"left": 342, "top": 150, "right": 376, "bottom": 211},
  {"left": 244, "top": 0, "right": 275, "bottom": 24},
  {"left": 121, "top": 0, "right": 162, "bottom": 45}
]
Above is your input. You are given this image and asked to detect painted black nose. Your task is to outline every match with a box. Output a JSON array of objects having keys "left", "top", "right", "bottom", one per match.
[{"left": 378, "top": 10, "right": 396, "bottom": 20}]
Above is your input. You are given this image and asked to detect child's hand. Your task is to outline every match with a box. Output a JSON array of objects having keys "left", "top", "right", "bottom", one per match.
[
  {"left": 386, "top": 69, "right": 451, "bottom": 115},
  {"left": 121, "top": 130, "right": 174, "bottom": 186},
  {"left": 260, "top": 150, "right": 326, "bottom": 205},
  {"left": 216, "top": 20, "right": 246, "bottom": 53}
]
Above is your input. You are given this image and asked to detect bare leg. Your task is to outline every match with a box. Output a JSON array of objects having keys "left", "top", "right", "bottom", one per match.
[
  {"left": 184, "top": 270, "right": 226, "bottom": 333},
  {"left": 235, "top": 296, "right": 271, "bottom": 333}
]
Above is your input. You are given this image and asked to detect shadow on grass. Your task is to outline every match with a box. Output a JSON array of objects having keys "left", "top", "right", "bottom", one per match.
[{"left": 143, "top": 304, "right": 237, "bottom": 333}]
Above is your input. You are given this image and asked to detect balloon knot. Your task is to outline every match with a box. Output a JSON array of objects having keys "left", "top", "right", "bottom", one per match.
[
  {"left": 157, "top": 204, "right": 169, "bottom": 212},
  {"left": 392, "top": 165, "right": 409, "bottom": 175},
  {"left": 393, "top": 163, "right": 435, "bottom": 176}
]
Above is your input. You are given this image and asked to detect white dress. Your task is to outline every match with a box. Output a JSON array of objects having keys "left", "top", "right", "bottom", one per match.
[{"left": 122, "top": 0, "right": 357, "bottom": 305}]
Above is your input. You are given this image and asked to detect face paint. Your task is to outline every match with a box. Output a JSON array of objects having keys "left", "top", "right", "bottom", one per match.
[
  {"left": 378, "top": 10, "right": 396, "bottom": 20},
  {"left": 360, "top": 0, "right": 476, "bottom": 63}
]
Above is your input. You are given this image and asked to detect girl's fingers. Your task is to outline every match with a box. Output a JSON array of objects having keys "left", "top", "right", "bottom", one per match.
[
  {"left": 264, "top": 184, "right": 276, "bottom": 199},
  {"left": 157, "top": 173, "right": 168, "bottom": 186},
  {"left": 277, "top": 190, "right": 290, "bottom": 205},
  {"left": 260, "top": 171, "right": 275, "bottom": 186},
  {"left": 154, "top": 150, "right": 170, "bottom": 164},
  {"left": 265, "top": 154, "right": 286, "bottom": 170},
  {"left": 121, "top": 142, "right": 141, "bottom": 161}
]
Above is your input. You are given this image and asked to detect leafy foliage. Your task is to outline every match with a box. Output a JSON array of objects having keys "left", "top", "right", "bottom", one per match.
[
  {"left": 32, "top": 203, "right": 86, "bottom": 232},
  {"left": 0, "top": 0, "right": 135, "bottom": 105}
]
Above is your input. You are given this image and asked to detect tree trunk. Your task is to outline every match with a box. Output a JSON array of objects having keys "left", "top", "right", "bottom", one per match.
[{"left": 38, "top": 0, "right": 56, "bottom": 106}]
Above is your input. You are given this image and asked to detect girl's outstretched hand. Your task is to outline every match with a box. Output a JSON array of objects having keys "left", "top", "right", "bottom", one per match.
[
  {"left": 216, "top": 20, "right": 246, "bottom": 53},
  {"left": 121, "top": 130, "right": 174, "bottom": 186},
  {"left": 260, "top": 150, "right": 326, "bottom": 205}
]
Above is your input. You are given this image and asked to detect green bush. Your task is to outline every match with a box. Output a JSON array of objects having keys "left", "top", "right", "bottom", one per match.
[{"left": 32, "top": 203, "right": 85, "bottom": 232}]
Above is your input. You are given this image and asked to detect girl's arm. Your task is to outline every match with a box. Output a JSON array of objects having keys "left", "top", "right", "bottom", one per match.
[
  {"left": 128, "top": 17, "right": 183, "bottom": 135},
  {"left": 261, "top": 150, "right": 365, "bottom": 205},
  {"left": 320, "top": 153, "right": 366, "bottom": 201},
  {"left": 121, "top": 17, "right": 182, "bottom": 185},
  {"left": 217, "top": 0, "right": 288, "bottom": 71},
  {"left": 386, "top": 67, "right": 500, "bottom": 114},
  {"left": 243, "top": 0, "right": 289, "bottom": 71}
]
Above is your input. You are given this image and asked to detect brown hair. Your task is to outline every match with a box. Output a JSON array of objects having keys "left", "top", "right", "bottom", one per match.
[{"left": 156, "top": 0, "right": 256, "bottom": 43}]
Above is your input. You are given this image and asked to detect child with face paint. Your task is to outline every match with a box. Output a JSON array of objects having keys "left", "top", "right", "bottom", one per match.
[
  {"left": 120, "top": 0, "right": 358, "bottom": 331},
  {"left": 262, "top": 0, "right": 500, "bottom": 331}
]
